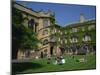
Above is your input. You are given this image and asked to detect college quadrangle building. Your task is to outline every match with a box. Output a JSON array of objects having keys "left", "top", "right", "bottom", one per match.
[{"left": 12, "top": 2, "right": 96, "bottom": 59}]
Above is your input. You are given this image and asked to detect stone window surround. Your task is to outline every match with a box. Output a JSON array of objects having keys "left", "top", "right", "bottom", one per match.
[
  {"left": 43, "top": 39, "right": 49, "bottom": 45},
  {"left": 82, "top": 35, "right": 91, "bottom": 42},
  {"left": 43, "top": 19, "right": 49, "bottom": 28},
  {"left": 43, "top": 29, "right": 48, "bottom": 35}
]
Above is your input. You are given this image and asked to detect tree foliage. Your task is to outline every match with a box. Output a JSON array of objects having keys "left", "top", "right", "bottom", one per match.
[{"left": 12, "top": 7, "right": 39, "bottom": 51}]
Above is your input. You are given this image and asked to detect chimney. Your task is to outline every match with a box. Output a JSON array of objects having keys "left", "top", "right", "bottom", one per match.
[
  {"left": 80, "top": 13, "right": 85, "bottom": 23},
  {"left": 48, "top": 9, "right": 54, "bottom": 15}
]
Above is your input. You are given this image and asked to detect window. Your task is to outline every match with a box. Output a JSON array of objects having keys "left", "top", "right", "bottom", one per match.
[
  {"left": 69, "top": 39, "right": 72, "bottom": 43},
  {"left": 58, "top": 30, "right": 61, "bottom": 33},
  {"left": 43, "top": 19, "right": 49, "bottom": 27},
  {"left": 43, "top": 39, "right": 48, "bottom": 45},
  {"left": 65, "top": 31, "right": 67, "bottom": 34},
  {"left": 70, "top": 28, "right": 77, "bottom": 33},
  {"left": 65, "top": 40, "right": 67, "bottom": 43},
  {"left": 72, "top": 38, "right": 78, "bottom": 43},
  {"left": 74, "top": 38, "right": 78, "bottom": 42},
  {"left": 28, "top": 19, "right": 34, "bottom": 30},
  {"left": 44, "top": 49, "right": 47, "bottom": 53},
  {"left": 44, "top": 49, "right": 47, "bottom": 54},
  {"left": 82, "top": 35, "right": 91, "bottom": 42},
  {"left": 58, "top": 38, "right": 60, "bottom": 41},
  {"left": 61, "top": 40, "right": 63, "bottom": 44},
  {"left": 88, "top": 25, "right": 95, "bottom": 30},
  {"left": 51, "top": 36, "right": 56, "bottom": 42},
  {"left": 43, "top": 29, "right": 48, "bottom": 35},
  {"left": 52, "top": 29, "right": 56, "bottom": 33},
  {"left": 72, "top": 28, "right": 78, "bottom": 33},
  {"left": 60, "top": 32, "right": 63, "bottom": 35},
  {"left": 82, "top": 27, "right": 85, "bottom": 31},
  {"left": 70, "top": 36, "right": 78, "bottom": 43}
]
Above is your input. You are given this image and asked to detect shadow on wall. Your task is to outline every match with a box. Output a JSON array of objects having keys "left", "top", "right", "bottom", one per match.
[{"left": 12, "top": 62, "right": 43, "bottom": 74}]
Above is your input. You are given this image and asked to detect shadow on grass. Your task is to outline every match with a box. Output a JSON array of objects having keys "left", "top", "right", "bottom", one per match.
[{"left": 12, "top": 62, "right": 43, "bottom": 74}]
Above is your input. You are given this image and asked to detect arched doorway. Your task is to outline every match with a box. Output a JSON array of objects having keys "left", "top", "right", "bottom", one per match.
[
  {"left": 50, "top": 46, "right": 54, "bottom": 56},
  {"left": 41, "top": 52, "right": 44, "bottom": 58}
]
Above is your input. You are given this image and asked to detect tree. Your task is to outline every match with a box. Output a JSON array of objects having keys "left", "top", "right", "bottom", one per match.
[{"left": 12, "top": 7, "right": 39, "bottom": 59}]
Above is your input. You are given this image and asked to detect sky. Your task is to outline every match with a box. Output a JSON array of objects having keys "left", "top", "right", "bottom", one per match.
[{"left": 16, "top": 1, "right": 96, "bottom": 27}]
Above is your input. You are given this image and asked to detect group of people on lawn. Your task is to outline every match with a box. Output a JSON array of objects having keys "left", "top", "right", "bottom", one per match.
[{"left": 47, "top": 55, "right": 66, "bottom": 65}]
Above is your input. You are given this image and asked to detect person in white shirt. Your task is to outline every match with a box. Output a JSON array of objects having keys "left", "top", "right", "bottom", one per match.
[{"left": 61, "top": 58, "right": 65, "bottom": 64}]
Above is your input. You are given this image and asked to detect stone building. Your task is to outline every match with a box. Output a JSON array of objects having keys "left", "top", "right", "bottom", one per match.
[
  {"left": 13, "top": 2, "right": 60, "bottom": 59},
  {"left": 12, "top": 2, "right": 96, "bottom": 59},
  {"left": 59, "top": 19, "right": 96, "bottom": 55}
]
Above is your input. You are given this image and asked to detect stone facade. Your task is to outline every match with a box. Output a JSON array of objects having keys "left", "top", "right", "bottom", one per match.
[
  {"left": 13, "top": 3, "right": 96, "bottom": 59},
  {"left": 58, "top": 20, "right": 96, "bottom": 55}
]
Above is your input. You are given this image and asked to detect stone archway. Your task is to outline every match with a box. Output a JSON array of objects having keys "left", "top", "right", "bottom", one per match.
[
  {"left": 50, "top": 46, "right": 54, "bottom": 55},
  {"left": 41, "top": 52, "right": 44, "bottom": 58}
]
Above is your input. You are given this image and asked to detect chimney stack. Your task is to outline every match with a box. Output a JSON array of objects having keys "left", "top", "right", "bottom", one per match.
[{"left": 80, "top": 13, "right": 85, "bottom": 23}]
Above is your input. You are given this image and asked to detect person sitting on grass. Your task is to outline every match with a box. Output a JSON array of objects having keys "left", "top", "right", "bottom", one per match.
[
  {"left": 57, "top": 56, "right": 61, "bottom": 65},
  {"left": 53, "top": 56, "right": 65, "bottom": 65},
  {"left": 53, "top": 57, "right": 58, "bottom": 65},
  {"left": 61, "top": 56, "right": 65, "bottom": 64},
  {"left": 35, "top": 56, "right": 39, "bottom": 59},
  {"left": 53, "top": 56, "right": 60, "bottom": 65},
  {"left": 59, "top": 56, "right": 65, "bottom": 65}
]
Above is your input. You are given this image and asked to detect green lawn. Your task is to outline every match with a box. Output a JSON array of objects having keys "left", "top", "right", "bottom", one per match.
[{"left": 12, "top": 54, "right": 96, "bottom": 74}]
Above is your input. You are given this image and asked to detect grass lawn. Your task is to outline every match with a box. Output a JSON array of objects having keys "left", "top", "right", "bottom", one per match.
[{"left": 12, "top": 53, "right": 96, "bottom": 74}]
